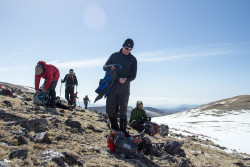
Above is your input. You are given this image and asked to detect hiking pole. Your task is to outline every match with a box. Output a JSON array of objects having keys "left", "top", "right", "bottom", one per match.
[{"left": 60, "top": 82, "right": 62, "bottom": 97}]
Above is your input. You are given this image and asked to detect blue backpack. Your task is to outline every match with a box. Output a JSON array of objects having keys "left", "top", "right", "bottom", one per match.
[{"left": 33, "top": 91, "right": 49, "bottom": 105}]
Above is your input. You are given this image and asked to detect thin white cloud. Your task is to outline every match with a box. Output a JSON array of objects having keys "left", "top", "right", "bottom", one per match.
[
  {"left": 52, "top": 58, "right": 106, "bottom": 69},
  {"left": 0, "top": 46, "right": 38, "bottom": 62},
  {"left": 51, "top": 44, "right": 233, "bottom": 69},
  {"left": 136, "top": 46, "right": 231, "bottom": 63}
]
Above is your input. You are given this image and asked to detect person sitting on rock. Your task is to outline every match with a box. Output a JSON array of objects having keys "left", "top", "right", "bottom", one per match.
[{"left": 129, "top": 101, "right": 152, "bottom": 134}]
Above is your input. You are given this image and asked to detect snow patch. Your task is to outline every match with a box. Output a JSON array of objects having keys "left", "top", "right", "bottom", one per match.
[{"left": 153, "top": 109, "right": 250, "bottom": 154}]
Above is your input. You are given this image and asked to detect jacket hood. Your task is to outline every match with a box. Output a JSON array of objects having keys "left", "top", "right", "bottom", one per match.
[
  {"left": 37, "top": 61, "right": 47, "bottom": 69},
  {"left": 136, "top": 101, "right": 143, "bottom": 108}
]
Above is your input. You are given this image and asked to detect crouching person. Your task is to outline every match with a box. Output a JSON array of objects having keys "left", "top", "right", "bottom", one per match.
[
  {"left": 129, "top": 101, "right": 159, "bottom": 136},
  {"left": 35, "top": 61, "right": 60, "bottom": 108}
]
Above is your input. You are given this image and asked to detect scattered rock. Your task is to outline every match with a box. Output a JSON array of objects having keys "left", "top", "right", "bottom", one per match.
[
  {"left": 62, "top": 152, "right": 84, "bottom": 166},
  {"left": 17, "top": 136, "right": 28, "bottom": 145},
  {"left": 0, "top": 161, "right": 10, "bottom": 167},
  {"left": 32, "top": 132, "right": 51, "bottom": 144},
  {"left": 39, "top": 149, "right": 64, "bottom": 166},
  {"left": 0, "top": 142, "right": 8, "bottom": 146},
  {"left": 65, "top": 119, "right": 83, "bottom": 133},
  {"left": 0, "top": 109, "right": 26, "bottom": 122},
  {"left": 178, "top": 158, "right": 190, "bottom": 167},
  {"left": 164, "top": 140, "right": 184, "bottom": 155},
  {"left": 2, "top": 100, "right": 12, "bottom": 107},
  {"left": 39, "top": 149, "right": 83, "bottom": 166},
  {"left": 9, "top": 148, "right": 28, "bottom": 160},
  {"left": 20, "top": 118, "right": 49, "bottom": 133},
  {"left": 9, "top": 127, "right": 29, "bottom": 136}
]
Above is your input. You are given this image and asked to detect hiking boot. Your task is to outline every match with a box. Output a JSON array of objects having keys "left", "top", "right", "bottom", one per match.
[{"left": 109, "top": 117, "right": 119, "bottom": 131}]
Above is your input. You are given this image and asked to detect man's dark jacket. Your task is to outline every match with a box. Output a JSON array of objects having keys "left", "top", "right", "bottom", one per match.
[
  {"left": 62, "top": 74, "right": 78, "bottom": 86},
  {"left": 103, "top": 49, "right": 137, "bottom": 83}
]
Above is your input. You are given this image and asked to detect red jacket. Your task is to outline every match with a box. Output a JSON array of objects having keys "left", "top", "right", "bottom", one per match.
[{"left": 35, "top": 61, "right": 60, "bottom": 90}]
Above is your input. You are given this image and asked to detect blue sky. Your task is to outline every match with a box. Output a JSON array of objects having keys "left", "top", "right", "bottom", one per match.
[{"left": 1, "top": 0, "right": 250, "bottom": 108}]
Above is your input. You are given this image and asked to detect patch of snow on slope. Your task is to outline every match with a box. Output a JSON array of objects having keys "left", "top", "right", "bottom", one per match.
[{"left": 153, "top": 109, "right": 250, "bottom": 154}]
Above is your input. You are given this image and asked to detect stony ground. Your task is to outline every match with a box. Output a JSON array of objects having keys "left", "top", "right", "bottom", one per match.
[{"left": 0, "top": 82, "right": 250, "bottom": 167}]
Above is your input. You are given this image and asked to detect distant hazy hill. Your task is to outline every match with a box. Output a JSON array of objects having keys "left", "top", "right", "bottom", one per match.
[
  {"left": 88, "top": 104, "right": 201, "bottom": 118},
  {"left": 88, "top": 106, "right": 169, "bottom": 118},
  {"left": 160, "top": 104, "right": 202, "bottom": 114}
]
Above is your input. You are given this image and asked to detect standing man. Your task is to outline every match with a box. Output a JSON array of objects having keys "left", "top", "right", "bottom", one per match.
[
  {"left": 35, "top": 61, "right": 60, "bottom": 108},
  {"left": 83, "top": 95, "right": 90, "bottom": 109},
  {"left": 103, "top": 38, "right": 137, "bottom": 136},
  {"left": 61, "top": 69, "right": 78, "bottom": 107}
]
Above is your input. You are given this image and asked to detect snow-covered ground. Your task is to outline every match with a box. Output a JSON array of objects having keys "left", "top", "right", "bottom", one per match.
[{"left": 152, "top": 109, "right": 250, "bottom": 154}]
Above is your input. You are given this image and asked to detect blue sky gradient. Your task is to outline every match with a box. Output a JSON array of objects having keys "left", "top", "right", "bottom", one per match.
[{"left": 1, "top": 0, "right": 250, "bottom": 107}]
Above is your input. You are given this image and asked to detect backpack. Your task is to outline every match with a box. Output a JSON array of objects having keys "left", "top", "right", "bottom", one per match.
[
  {"left": 107, "top": 130, "right": 142, "bottom": 157},
  {"left": 33, "top": 91, "right": 49, "bottom": 105},
  {"left": 144, "top": 122, "right": 160, "bottom": 136},
  {"left": 0, "top": 85, "right": 13, "bottom": 97}
]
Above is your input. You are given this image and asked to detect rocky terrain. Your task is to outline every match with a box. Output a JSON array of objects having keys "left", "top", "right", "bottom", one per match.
[{"left": 0, "top": 82, "right": 250, "bottom": 167}]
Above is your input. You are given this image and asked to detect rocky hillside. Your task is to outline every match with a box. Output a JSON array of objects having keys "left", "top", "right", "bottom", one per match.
[
  {"left": 0, "top": 82, "right": 250, "bottom": 167},
  {"left": 188, "top": 95, "right": 250, "bottom": 114}
]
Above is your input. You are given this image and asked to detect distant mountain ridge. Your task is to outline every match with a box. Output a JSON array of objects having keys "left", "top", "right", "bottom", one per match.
[
  {"left": 88, "top": 106, "right": 169, "bottom": 118},
  {"left": 187, "top": 95, "right": 250, "bottom": 115}
]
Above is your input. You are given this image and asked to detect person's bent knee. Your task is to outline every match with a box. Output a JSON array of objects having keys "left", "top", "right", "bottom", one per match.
[{"left": 130, "top": 120, "right": 139, "bottom": 128}]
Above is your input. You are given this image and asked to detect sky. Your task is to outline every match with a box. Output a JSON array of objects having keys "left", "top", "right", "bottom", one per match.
[{"left": 1, "top": 0, "right": 250, "bottom": 108}]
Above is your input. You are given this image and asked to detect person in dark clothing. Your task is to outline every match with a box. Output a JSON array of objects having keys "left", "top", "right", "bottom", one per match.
[
  {"left": 103, "top": 38, "right": 137, "bottom": 136},
  {"left": 61, "top": 69, "right": 78, "bottom": 106},
  {"left": 35, "top": 61, "right": 60, "bottom": 108},
  {"left": 83, "top": 95, "right": 90, "bottom": 109}
]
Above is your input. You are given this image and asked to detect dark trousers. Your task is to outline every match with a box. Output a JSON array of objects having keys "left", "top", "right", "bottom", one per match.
[
  {"left": 46, "top": 80, "right": 58, "bottom": 106},
  {"left": 84, "top": 103, "right": 88, "bottom": 109},
  {"left": 106, "top": 82, "right": 130, "bottom": 132},
  {"left": 130, "top": 120, "right": 145, "bottom": 132},
  {"left": 65, "top": 86, "right": 74, "bottom": 105}
]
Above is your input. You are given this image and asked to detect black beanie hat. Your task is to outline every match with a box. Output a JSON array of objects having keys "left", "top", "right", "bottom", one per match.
[{"left": 122, "top": 38, "right": 134, "bottom": 48}]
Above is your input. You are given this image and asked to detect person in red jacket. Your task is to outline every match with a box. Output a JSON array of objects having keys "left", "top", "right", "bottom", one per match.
[{"left": 35, "top": 61, "right": 60, "bottom": 108}]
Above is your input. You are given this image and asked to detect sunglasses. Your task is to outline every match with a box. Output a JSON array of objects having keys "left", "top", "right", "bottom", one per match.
[{"left": 124, "top": 46, "right": 133, "bottom": 51}]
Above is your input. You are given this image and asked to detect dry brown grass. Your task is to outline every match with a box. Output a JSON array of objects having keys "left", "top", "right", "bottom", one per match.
[{"left": 1, "top": 91, "right": 250, "bottom": 167}]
